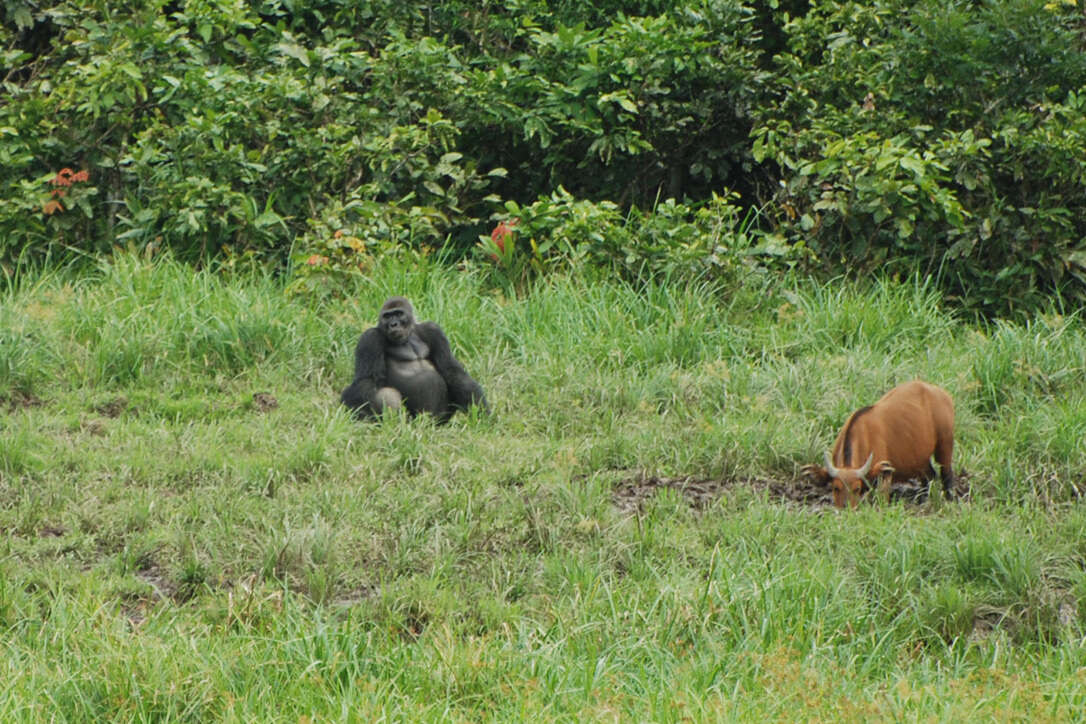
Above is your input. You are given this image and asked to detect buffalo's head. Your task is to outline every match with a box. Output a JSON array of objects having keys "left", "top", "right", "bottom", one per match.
[{"left": 822, "top": 451, "right": 875, "bottom": 509}]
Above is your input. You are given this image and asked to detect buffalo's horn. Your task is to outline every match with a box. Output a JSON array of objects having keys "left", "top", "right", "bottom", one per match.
[
  {"left": 857, "top": 452, "right": 874, "bottom": 478},
  {"left": 823, "top": 450, "right": 839, "bottom": 478}
]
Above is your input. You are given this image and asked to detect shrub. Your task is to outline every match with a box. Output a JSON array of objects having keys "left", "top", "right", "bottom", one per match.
[
  {"left": 4, "top": 0, "right": 1085, "bottom": 315},
  {"left": 461, "top": 2, "right": 771, "bottom": 208},
  {"left": 753, "top": 0, "right": 1086, "bottom": 316},
  {"left": 475, "top": 188, "right": 803, "bottom": 290},
  {"left": 0, "top": 2, "right": 502, "bottom": 265}
]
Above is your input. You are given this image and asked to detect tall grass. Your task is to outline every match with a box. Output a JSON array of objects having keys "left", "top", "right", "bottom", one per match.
[{"left": 0, "top": 254, "right": 1084, "bottom": 720}]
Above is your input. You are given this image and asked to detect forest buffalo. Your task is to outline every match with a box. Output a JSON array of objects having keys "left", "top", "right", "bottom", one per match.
[{"left": 804, "top": 380, "right": 956, "bottom": 508}]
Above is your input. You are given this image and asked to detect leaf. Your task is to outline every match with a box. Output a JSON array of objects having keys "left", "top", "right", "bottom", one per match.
[
  {"left": 119, "top": 63, "right": 143, "bottom": 81},
  {"left": 598, "top": 92, "right": 638, "bottom": 114},
  {"left": 899, "top": 156, "right": 925, "bottom": 177},
  {"left": 278, "top": 42, "right": 311, "bottom": 67},
  {"left": 255, "top": 211, "right": 284, "bottom": 228},
  {"left": 979, "top": 218, "right": 992, "bottom": 240},
  {"left": 1066, "top": 250, "right": 1086, "bottom": 270},
  {"left": 894, "top": 217, "right": 914, "bottom": 238},
  {"left": 13, "top": 7, "right": 33, "bottom": 30},
  {"left": 945, "top": 237, "right": 977, "bottom": 259}
]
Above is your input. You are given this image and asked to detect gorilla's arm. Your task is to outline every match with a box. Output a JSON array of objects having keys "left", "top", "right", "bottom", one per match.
[
  {"left": 340, "top": 327, "right": 388, "bottom": 418},
  {"left": 416, "top": 322, "right": 490, "bottom": 414}
]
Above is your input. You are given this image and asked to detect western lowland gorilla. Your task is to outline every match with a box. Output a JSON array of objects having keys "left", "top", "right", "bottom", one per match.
[{"left": 340, "top": 296, "right": 489, "bottom": 422}]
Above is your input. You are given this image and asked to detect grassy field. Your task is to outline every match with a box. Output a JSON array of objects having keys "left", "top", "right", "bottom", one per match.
[{"left": 1, "top": 255, "right": 1085, "bottom": 721}]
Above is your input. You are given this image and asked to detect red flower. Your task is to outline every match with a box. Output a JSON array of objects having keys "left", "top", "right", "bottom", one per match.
[
  {"left": 51, "top": 168, "right": 74, "bottom": 187},
  {"left": 490, "top": 219, "right": 518, "bottom": 254},
  {"left": 49, "top": 168, "right": 89, "bottom": 187}
]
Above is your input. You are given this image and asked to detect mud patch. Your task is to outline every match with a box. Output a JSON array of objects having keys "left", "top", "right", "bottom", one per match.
[
  {"left": 82, "top": 418, "right": 108, "bottom": 436},
  {"left": 120, "top": 566, "right": 179, "bottom": 627},
  {"left": 92, "top": 396, "right": 128, "bottom": 418},
  {"left": 3, "top": 390, "right": 43, "bottom": 411},
  {"left": 613, "top": 471, "right": 971, "bottom": 513},
  {"left": 135, "top": 567, "right": 178, "bottom": 601},
  {"left": 332, "top": 586, "right": 377, "bottom": 608},
  {"left": 251, "top": 392, "right": 279, "bottom": 413}
]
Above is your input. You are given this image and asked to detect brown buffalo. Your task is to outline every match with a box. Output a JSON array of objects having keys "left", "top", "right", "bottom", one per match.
[{"left": 804, "top": 380, "right": 956, "bottom": 508}]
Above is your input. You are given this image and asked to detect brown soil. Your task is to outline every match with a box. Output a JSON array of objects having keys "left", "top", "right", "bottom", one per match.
[
  {"left": 252, "top": 392, "right": 279, "bottom": 413},
  {"left": 135, "top": 566, "right": 178, "bottom": 602},
  {"left": 92, "top": 396, "right": 128, "bottom": 418},
  {"left": 82, "top": 419, "right": 108, "bottom": 436},
  {"left": 612, "top": 471, "right": 972, "bottom": 513},
  {"left": 3, "top": 390, "right": 43, "bottom": 411}
]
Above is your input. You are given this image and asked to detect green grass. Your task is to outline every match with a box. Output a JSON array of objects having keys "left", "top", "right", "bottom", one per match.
[{"left": 1, "top": 255, "right": 1085, "bottom": 721}]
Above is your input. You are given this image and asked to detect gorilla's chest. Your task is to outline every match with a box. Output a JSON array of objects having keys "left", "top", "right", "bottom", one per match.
[{"left": 386, "top": 338, "right": 448, "bottom": 412}]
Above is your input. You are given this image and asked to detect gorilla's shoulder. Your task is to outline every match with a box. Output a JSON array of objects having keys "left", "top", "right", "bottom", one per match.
[
  {"left": 414, "top": 321, "right": 449, "bottom": 342},
  {"left": 355, "top": 326, "right": 384, "bottom": 347}
]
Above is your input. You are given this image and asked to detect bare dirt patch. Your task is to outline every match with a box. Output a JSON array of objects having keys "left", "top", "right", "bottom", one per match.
[
  {"left": 92, "top": 396, "right": 128, "bottom": 418},
  {"left": 82, "top": 418, "right": 108, "bottom": 436},
  {"left": 135, "top": 566, "right": 178, "bottom": 602},
  {"left": 3, "top": 390, "right": 43, "bottom": 411},
  {"left": 252, "top": 392, "right": 279, "bottom": 413},
  {"left": 613, "top": 471, "right": 972, "bottom": 513},
  {"left": 332, "top": 586, "right": 377, "bottom": 608}
]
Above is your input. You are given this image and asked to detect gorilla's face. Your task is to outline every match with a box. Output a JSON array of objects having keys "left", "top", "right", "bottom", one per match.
[{"left": 379, "top": 303, "right": 414, "bottom": 344}]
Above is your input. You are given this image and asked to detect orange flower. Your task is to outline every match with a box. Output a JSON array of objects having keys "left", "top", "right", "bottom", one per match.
[
  {"left": 42, "top": 199, "right": 64, "bottom": 215},
  {"left": 50, "top": 168, "right": 89, "bottom": 187},
  {"left": 51, "top": 168, "right": 74, "bottom": 187},
  {"left": 305, "top": 254, "right": 328, "bottom": 266},
  {"left": 490, "top": 219, "right": 518, "bottom": 254}
]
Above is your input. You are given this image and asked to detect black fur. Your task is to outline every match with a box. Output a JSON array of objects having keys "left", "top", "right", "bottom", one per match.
[
  {"left": 340, "top": 297, "right": 489, "bottom": 422},
  {"left": 840, "top": 405, "right": 872, "bottom": 466}
]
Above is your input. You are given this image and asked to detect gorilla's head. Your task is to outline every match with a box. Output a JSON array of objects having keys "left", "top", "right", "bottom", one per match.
[{"left": 378, "top": 296, "right": 415, "bottom": 344}]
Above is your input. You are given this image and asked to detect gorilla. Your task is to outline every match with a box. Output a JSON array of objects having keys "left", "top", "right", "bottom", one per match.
[{"left": 340, "top": 296, "right": 489, "bottom": 422}]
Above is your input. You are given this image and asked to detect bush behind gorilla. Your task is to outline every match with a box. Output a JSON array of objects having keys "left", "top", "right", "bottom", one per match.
[{"left": 341, "top": 297, "right": 489, "bottom": 422}]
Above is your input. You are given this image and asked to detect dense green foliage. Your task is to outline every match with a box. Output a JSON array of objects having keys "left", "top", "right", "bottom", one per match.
[
  {"left": 754, "top": 0, "right": 1086, "bottom": 316},
  {"left": 1, "top": 257, "right": 1085, "bottom": 718},
  {"left": 3, "top": 0, "right": 1086, "bottom": 314}
]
